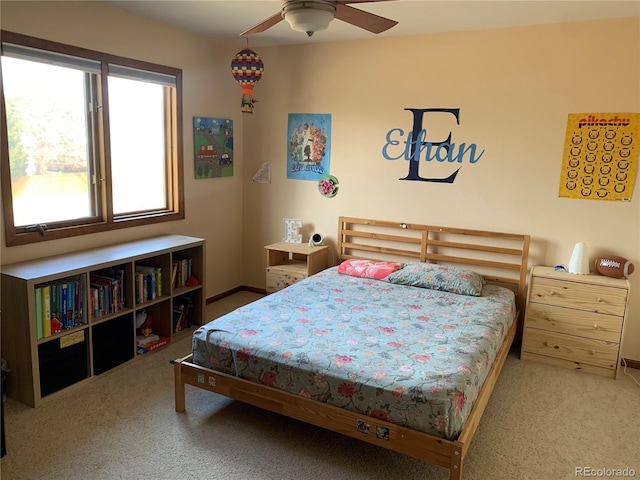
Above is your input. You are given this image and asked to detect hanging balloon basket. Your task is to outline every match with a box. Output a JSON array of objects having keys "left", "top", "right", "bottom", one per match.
[{"left": 231, "top": 44, "right": 264, "bottom": 114}]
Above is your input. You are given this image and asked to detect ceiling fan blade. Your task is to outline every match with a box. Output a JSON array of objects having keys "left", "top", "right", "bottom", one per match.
[
  {"left": 335, "top": 4, "right": 398, "bottom": 34},
  {"left": 337, "top": 1, "right": 397, "bottom": 3},
  {"left": 240, "top": 11, "right": 284, "bottom": 36}
]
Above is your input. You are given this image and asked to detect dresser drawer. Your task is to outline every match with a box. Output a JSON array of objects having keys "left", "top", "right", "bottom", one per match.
[
  {"left": 523, "top": 327, "right": 619, "bottom": 369},
  {"left": 524, "top": 303, "right": 623, "bottom": 342},
  {"left": 529, "top": 277, "right": 627, "bottom": 316}
]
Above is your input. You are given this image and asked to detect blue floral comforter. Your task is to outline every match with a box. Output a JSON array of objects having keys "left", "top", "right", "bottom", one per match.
[{"left": 192, "top": 267, "right": 515, "bottom": 440}]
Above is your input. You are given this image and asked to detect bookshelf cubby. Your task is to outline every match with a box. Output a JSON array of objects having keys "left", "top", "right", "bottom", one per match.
[{"left": 1, "top": 234, "right": 205, "bottom": 407}]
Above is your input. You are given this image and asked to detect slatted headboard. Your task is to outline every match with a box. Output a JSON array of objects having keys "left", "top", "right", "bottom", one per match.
[{"left": 337, "top": 216, "right": 531, "bottom": 317}]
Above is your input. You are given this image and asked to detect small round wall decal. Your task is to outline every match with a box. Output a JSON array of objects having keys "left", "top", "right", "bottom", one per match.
[{"left": 318, "top": 175, "right": 339, "bottom": 197}]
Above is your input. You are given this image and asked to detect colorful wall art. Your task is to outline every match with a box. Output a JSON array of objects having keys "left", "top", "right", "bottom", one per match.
[
  {"left": 287, "top": 113, "right": 331, "bottom": 180},
  {"left": 193, "top": 117, "right": 234, "bottom": 179},
  {"left": 559, "top": 113, "right": 639, "bottom": 201}
]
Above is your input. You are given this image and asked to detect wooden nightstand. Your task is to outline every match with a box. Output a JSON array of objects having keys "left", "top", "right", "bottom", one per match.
[
  {"left": 521, "top": 266, "right": 629, "bottom": 378},
  {"left": 265, "top": 242, "right": 329, "bottom": 293}
]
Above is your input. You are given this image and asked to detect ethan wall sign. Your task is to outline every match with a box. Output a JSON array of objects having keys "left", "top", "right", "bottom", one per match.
[{"left": 381, "top": 108, "right": 485, "bottom": 183}]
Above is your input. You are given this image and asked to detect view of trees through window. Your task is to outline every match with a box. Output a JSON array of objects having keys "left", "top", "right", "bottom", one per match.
[
  {"left": 1, "top": 31, "right": 183, "bottom": 246},
  {"left": 3, "top": 56, "right": 94, "bottom": 226}
]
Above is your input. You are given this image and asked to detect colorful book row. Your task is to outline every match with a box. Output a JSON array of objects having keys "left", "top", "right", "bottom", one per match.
[
  {"left": 135, "top": 265, "right": 162, "bottom": 304},
  {"left": 90, "top": 268, "right": 126, "bottom": 319},
  {"left": 172, "top": 257, "right": 193, "bottom": 288},
  {"left": 35, "top": 279, "right": 85, "bottom": 340}
]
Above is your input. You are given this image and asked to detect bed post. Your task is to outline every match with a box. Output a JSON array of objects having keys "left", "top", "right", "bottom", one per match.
[
  {"left": 174, "top": 357, "right": 186, "bottom": 413},
  {"left": 450, "top": 443, "right": 464, "bottom": 480}
]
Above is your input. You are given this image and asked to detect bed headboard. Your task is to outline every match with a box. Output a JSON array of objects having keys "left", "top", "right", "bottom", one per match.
[{"left": 337, "top": 216, "right": 531, "bottom": 315}]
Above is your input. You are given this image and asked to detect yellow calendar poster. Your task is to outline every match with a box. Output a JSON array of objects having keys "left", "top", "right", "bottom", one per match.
[{"left": 559, "top": 113, "right": 639, "bottom": 201}]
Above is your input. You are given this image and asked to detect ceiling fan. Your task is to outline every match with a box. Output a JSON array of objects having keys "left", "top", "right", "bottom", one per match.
[{"left": 241, "top": 0, "right": 398, "bottom": 38}]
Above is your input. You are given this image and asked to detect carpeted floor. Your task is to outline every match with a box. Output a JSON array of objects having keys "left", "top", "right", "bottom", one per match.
[{"left": 1, "top": 291, "right": 639, "bottom": 480}]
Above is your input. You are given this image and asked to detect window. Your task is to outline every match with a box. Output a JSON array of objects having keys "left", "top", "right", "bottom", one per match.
[{"left": 0, "top": 31, "right": 184, "bottom": 246}]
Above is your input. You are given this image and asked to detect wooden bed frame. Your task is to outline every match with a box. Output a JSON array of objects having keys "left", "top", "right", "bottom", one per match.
[{"left": 174, "top": 216, "right": 530, "bottom": 480}]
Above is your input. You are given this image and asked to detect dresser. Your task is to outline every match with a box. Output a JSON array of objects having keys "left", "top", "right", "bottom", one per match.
[{"left": 521, "top": 266, "right": 629, "bottom": 378}]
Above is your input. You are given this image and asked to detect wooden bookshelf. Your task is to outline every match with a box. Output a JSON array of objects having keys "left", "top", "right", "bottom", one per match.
[{"left": 1, "top": 234, "right": 205, "bottom": 407}]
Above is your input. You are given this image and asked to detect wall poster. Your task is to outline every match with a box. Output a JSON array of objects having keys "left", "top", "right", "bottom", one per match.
[
  {"left": 287, "top": 113, "right": 331, "bottom": 180},
  {"left": 193, "top": 117, "right": 234, "bottom": 179},
  {"left": 558, "top": 113, "right": 639, "bottom": 201}
]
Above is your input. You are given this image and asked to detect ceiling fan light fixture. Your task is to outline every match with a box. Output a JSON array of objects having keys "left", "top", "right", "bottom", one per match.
[{"left": 283, "top": 1, "right": 336, "bottom": 37}]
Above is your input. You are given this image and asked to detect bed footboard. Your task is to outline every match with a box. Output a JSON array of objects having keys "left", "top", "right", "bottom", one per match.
[{"left": 172, "top": 317, "right": 517, "bottom": 480}]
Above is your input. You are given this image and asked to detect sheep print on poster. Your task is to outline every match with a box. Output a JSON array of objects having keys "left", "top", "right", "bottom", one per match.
[
  {"left": 287, "top": 113, "right": 331, "bottom": 180},
  {"left": 193, "top": 117, "right": 233, "bottom": 179}
]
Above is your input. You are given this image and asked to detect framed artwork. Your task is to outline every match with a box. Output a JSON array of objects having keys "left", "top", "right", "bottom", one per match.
[
  {"left": 193, "top": 117, "right": 234, "bottom": 179},
  {"left": 559, "top": 113, "right": 639, "bottom": 201},
  {"left": 287, "top": 113, "right": 331, "bottom": 180}
]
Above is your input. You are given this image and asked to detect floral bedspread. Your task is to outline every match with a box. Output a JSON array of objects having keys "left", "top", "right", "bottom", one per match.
[{"left": 192, "top": 267, "right": 515, "bottom": 440}]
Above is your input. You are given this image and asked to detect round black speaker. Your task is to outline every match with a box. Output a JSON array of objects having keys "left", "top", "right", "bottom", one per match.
[{"left": 311, "top": 233, "right": 323, "bottom": 245}]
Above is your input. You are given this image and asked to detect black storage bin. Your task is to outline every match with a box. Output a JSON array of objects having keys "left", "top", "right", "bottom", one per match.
[
  {"left": 38, "top": 332, "right": 89, "bottom": 397},
  {"left": 92, "top": 314, "right": 134, "bottom": 375}
]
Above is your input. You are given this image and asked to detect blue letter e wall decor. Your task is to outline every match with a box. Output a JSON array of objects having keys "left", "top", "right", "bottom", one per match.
[{"left": 382, "top": 108, "right": 485, "bottom": 183}]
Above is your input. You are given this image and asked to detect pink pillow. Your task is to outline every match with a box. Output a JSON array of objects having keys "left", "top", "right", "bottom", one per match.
[{"left": 337, "top": 259, "right": 404, "bottom": 281}]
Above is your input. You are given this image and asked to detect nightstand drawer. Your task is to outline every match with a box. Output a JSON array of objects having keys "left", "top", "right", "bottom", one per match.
[
  {"left": 529, "top": 277, "right": 627, "bottom": 316},
  {"left": 266, "top": 265, "right": 307, "bottom": 293},
  {"left": 524, "top": 303, "right": 623, "bottom": 342},
  {"left": 523, "top": 328, "right": 619, "bottom": 369}
]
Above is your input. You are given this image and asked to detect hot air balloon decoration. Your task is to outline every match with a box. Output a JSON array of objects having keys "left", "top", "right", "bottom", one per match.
[{"left": 230, "top": 47, "right": 264, "bottom": 114}]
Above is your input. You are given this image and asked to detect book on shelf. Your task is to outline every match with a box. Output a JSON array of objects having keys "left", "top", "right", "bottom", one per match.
[
  {"left": 36, "top": 277, "right": 87, "bottom": 337},
  {"left": 172, "top": 304, "right": 185, "bottom": 333},
  {"left": 171, "top": 256, "right": 193, "bottom": 288},
  {"left": 61, "top": 282, "right": 70, "bottom": 329},
  {"left": 74, "top": 278, "right": 84, "bottom": 326},
  {"left": 173, "top": 295, "right": 194, "bottom": 332},
  {"left": 136, "top": 333, "right": 160, "bottom": 347},
  {"left": 136, "top": 336, "right": 171, "bottom": 354},
  {"left": 42, "top": 284, "right": 51, "bottom": 338},
  {"left": 90, "top": 267, "right": 125, "bottom": 318},
  {"left": 50, "top": 283, "right": 59, "bottom": 332},
  {"left": 35, "top": 286, "right": 43, "bottom": 340},
  {"left": 135, "top": 265, "right": 162, "bottom": 303}
]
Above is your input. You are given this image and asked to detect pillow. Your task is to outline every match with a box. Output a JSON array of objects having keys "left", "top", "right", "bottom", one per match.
[
  {"left": 337, "top": 259, "right": 404, "bottom": 281},
  {"left": 387, "top": 262, "right": 484, "bottom": 296}
]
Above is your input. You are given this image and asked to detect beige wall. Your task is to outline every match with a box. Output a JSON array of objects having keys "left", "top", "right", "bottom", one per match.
[
  {"left": 241, "top": 18, "right": 640, "bottom": 359},
  {"left": 0, "top": 1, "right": 246, "bottom": 297},
  {"left": 1, "top": 3, "right": 638, "bottom": 360}
]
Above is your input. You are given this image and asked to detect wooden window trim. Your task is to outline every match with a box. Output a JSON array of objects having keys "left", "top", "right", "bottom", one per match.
[{"left": 0, "top": 30, "right": 184, "bottom": 247}]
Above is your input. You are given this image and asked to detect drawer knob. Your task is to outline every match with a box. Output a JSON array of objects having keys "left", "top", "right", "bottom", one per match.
[
  {"left": 590, "top": 350, "right": 596, "bottom": 355},
  {"left": 597, "top": 297, "right": 603, "bottom": 303},
  {"left": 549, "top": 291, "right": 556, "bottom": 296},
  {"left": 593, "top": 324, "right": 599, "bottom": 330}
]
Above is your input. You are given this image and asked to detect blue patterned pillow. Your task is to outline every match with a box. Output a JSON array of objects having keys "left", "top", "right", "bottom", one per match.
[{"left": 387, "top": 263, "right": 484, "bottom": 296}]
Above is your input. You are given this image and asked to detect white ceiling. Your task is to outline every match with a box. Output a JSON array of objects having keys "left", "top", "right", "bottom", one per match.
[{"left": 100, "top": 0, "right": 640, "bottom": 48}]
